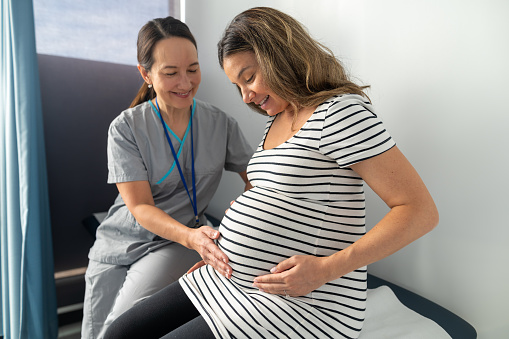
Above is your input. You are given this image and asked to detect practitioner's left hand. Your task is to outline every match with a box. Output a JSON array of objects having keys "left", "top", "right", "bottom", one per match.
[{"left": 252, "top": 255, "right": 330, "bottom": 297}]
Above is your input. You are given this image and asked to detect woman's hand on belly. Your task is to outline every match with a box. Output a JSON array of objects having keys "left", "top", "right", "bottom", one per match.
[
  {"left": 252, "top": 255, "right": 330, "bottom": 297},
  {"left": 186, "top": 226, "right": 232, "bottom": 279}
]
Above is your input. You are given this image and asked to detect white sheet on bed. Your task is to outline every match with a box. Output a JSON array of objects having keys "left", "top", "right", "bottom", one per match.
[{"left": 359, "top": 286, "right": 452, "bottom": 339}]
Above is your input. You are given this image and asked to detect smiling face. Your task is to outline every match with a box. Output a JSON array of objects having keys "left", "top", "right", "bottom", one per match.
[
  {"left": 139, "top": 37, "right": 201, "bottom": 111},
  {"left": 223, "top": 51, "right": 290, "bottom": 116}
]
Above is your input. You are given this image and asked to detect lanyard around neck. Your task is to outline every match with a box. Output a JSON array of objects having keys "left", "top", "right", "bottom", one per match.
[{"left": 155, "top": 97, "right": 199, "bottom": 226}]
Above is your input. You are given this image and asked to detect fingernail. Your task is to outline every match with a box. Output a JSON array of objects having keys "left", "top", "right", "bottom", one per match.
[
  {"left": 223, "top": 259, "right": 227, "bottom": 264},
  {"left": 270, "top": 267, "right": 277, "bottom": 273}
]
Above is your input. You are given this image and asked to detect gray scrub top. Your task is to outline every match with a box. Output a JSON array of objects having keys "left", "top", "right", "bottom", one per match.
[{"left": 88, "top": 99, "right": 253, "bottom": 265}]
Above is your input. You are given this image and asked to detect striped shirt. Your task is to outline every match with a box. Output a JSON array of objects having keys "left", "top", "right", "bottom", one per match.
[{"left": 180, "top": 94, "right": 395, "bottom": 338}]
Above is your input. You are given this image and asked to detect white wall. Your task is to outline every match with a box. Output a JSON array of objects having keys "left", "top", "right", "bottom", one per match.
[{"left": 186, "top": 1, "right": 509, "bottom": 338}]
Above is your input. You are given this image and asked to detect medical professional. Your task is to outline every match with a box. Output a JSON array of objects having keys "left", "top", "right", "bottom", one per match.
[{"left": 81, "top": 16, "right": 253, "bottom": 338}]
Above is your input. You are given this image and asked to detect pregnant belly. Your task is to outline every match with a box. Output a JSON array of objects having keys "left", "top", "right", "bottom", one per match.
[{"left": 216, "top": 187, "right": 330, "bottom": 288}]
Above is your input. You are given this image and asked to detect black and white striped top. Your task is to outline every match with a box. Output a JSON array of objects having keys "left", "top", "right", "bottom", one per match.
[{"left": 180, "top": 94, "right": 395, "bottom": 338}]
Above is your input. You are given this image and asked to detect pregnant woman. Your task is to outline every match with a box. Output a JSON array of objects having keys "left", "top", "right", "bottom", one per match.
[{"left": 105, "top": 7, "right": 439, "bottom": 339}]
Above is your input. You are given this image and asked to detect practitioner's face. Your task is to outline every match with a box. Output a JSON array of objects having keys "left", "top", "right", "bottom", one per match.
[
  {"left": 139, "top": 37, "right": 201, "bottom": 110},
  {"left": 223, "top": 51, "right": 290, "bottom": 116}
]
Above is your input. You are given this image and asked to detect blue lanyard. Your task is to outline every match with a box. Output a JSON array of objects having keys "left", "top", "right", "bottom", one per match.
[{"left": 155, "top": 97, "right": 199, "bottom": 226}]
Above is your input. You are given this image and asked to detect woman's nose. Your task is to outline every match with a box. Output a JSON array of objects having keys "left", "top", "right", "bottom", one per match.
[
  {"left": 242, "top": 89, "right": 254, "bottom": 104},
  {"left": 178, "top": 74, "right": 192, "bottom": 89}
]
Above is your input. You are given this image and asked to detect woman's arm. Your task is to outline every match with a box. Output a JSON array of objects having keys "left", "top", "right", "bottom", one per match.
[
  {"left": 116, "top": 180, "right": 232, "bottom": 278},
  {"left": 252, "top": 146, "right": 439, "bottom": 296},
  {"left": 324, "top": 146, "right": 438, "bottom": 279}
]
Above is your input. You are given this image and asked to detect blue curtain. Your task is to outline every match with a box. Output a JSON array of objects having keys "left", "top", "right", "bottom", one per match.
[{"left": 1, "top": 0, "right": 58, "bottom": 338}]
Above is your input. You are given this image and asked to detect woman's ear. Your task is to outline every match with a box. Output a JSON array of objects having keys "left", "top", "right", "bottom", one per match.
[{"left": 137, "top": 64, "right": 151, "bottom": 84}]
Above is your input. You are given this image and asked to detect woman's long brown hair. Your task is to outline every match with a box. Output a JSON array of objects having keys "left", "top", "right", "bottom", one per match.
[{"left": 218, "top": 7, "right": 369, "bottom": 116}]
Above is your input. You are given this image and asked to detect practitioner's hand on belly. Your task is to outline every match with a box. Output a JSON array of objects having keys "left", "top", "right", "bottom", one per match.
[
  {"left": 252, "top": 255, "right": 329, "bottom": 297},
  {"left": 187, "top": 226, "right": 232, "bottom": 279}
]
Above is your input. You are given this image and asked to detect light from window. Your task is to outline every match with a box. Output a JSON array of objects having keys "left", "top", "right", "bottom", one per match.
[{"left": 34, "top": 0, "right": 181, "bottom": 65}]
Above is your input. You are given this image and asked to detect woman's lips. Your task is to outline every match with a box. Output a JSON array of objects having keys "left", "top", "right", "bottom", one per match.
[
  {"left": 259, "top": 95, "right": 269, "bottom": 109},
  {"left": 172, "top": 90, "right": 191, "bottom": 98}
]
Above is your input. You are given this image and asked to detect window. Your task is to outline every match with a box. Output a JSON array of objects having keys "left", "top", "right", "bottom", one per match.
[{"left": 33, "top": 0, "right": 182, "bottom": 65}]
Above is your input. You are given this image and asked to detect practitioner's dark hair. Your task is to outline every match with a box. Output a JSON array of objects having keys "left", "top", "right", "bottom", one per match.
[{"left": 130, "top": 17, "right": 197, "bottom": 108}]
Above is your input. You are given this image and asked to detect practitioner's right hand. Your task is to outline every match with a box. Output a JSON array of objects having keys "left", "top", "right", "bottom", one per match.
[
  {"left": 187, "top": 260, "right": 206, "bottom": 274},
  {"left": 188, "top": 226, "right": 232, "bottom": 279}
]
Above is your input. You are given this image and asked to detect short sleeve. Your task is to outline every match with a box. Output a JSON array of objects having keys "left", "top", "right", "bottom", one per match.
[
  {"left": 107, "top": 115, "right": 148, "bottom": 183},
  {"left": 224, "top": 116, "right": 254, "bottom": 172},
  {"left": 319, "top": 95, "right": 395, "bottom": 168}
]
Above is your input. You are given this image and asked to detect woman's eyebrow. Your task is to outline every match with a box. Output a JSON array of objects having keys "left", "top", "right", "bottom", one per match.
[
  {"left": 161, "top": 61, "right": 199, "bottom": 70},
  {"left": 237, "top": 65, "right": 252, "bottom": 80}
]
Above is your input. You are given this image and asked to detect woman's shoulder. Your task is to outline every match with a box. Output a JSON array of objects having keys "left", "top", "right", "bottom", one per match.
[
  {"left": 317, "top": 94, "right": 375, "bottom": 119},
  {"left": 110, "top": 101, "right": 152, "bottom": 127},
  {"left": 195, "top": 98, "right": 227, "bottom": 116},
  {"left": 322, "top": 94, "right": 372, "bottom": 110}
]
